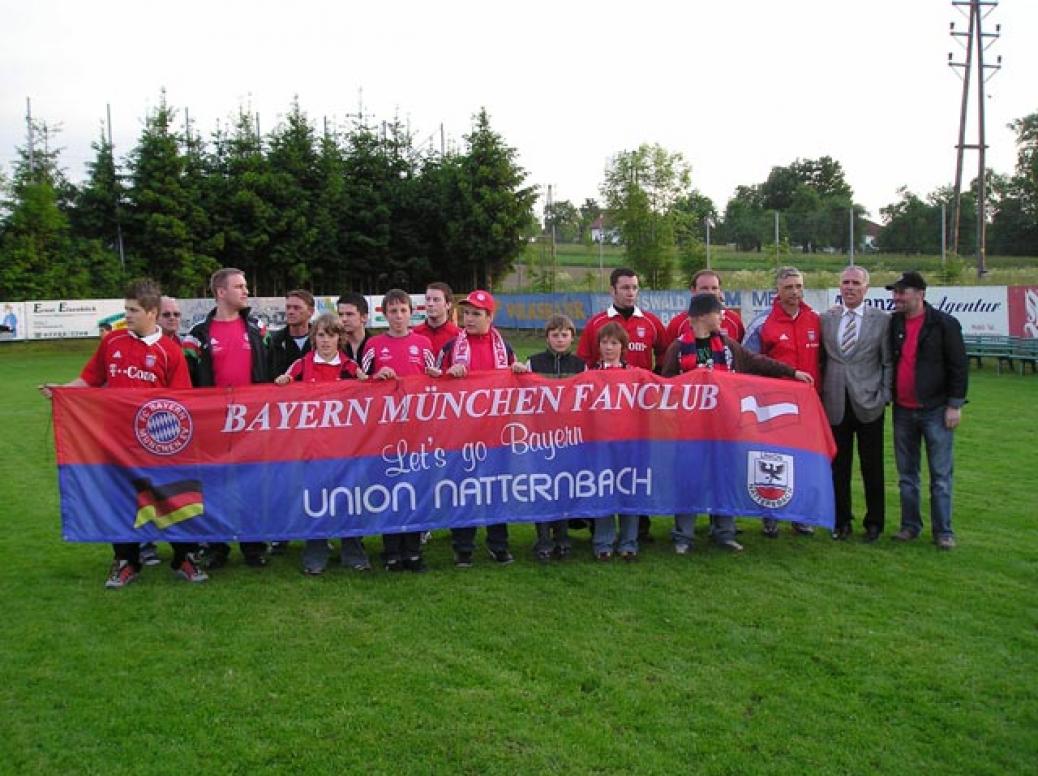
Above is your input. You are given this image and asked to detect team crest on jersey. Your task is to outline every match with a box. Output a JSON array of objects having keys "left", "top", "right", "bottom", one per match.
[
  {"left": 408, "top": 345, "right": 418, "bottom": 355},
  {"left": 134, "top": 399, "right": 193, "bottom": 456},
  {"left": 808, "top": 330, "right": 817, "bottom": 342},
  {"left": 636, "top": 326, "right": 646, "bottom": 338},
  {"left": 747, "top": 450, "right": 794, "bottom": 508},
  {"left": 145, "top": 354, "right": 156, "bottom": 368}
]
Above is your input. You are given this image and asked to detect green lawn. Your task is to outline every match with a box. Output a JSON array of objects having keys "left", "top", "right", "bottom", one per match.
[{"left": 1, "top": 340, "right": 1036, "bottom": 774}]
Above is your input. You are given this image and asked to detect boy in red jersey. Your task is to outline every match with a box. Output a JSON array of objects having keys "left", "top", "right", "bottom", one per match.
[
  {"left": 362, "top": 289, "right": 436, "bottom": 572},
  {"left": 40, "top": 279, "right": 207, "bottom": 589}
]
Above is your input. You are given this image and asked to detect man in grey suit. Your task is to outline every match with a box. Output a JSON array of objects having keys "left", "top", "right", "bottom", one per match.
[{"left": 821, "top": 266, "right": 892, "bottom": 542}]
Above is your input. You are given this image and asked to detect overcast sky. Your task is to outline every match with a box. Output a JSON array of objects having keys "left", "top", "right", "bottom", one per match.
[{"left": 2, "top": 0, "right": 1035, "bottom": 222}]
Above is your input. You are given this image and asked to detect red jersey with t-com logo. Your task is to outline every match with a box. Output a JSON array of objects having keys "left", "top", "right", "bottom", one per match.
[
  {"left": 577, "top": 305, "right": 667, "bottom": 371},
  {"left": 80, "top": 328, "right": 192, "bottom": 390}
]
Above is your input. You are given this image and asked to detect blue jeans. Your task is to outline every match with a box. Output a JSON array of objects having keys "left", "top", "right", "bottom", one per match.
[
  {"left": 672, "top": 514, "right": 736, "bottom": 548},
  {"left": 893, "top": 405, "right": 955, "bottom": 539},
  {"left": 593, "top": 515, "right": 639, "bottom": 555}
]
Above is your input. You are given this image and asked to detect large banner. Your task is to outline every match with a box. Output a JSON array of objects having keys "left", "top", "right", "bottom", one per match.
[
  {"left": 827, "top": 286, "right": 1010, "bottom": 336},
  {"left": 24, "top": 298, "right": 125, "bottom": 340},
  {"left": 51, "top": 370, "right": 836, "bottom": 543}
]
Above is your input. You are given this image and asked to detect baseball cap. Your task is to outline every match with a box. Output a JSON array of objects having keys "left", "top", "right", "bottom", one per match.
[
  {"left": 885, "top": 271, "right": 927, "bottom": 291},
  {"left": 459, "top": 289, "right": 496, "bottom": 313},
  {"left": 688, "top": 293, "right": 723, "bottom": 318}
]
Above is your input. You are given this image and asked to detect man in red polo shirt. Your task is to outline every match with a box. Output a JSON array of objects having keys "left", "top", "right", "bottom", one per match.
[
  {"left": 40, "top": 278, "right": 207, "bottom": 589},
  {"left": 577, "top": 267, "right": 667, "bottom": 371},
  {"left": 743, "top": 266, "right": 821, "bottom": 537},
  {"left": 664, "top": 269, "right": 745, "bottom": 347},
  {"left": 414, "top": 281, "right": 461, "bottom": 357}
]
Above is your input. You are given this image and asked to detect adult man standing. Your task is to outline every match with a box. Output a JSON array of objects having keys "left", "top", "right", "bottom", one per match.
[
  {"left": 577, "top": 267, "right": 667, "bottom": 541},
  {"left": 337, "top": 292, "right": 370, "bottom": 366},
  {"left": 414, "top": 282, "right": 461, "bottom": 356},
  {"left": 744, "top": 266, "right": 822, "bottom": 537},
  {"left": 437, "top": 290, "right": 529, "bottom": 567},
  {"left": 183, "top": 267, "right": 270, "bottom": 568},
  {"left": 664, "top": 269, "right": 745, "bottom": 347},
  {"left": 268, "top": 289, "right": 314, "bottom": 379},
  {"left": 577, "top": 267, "right": 667, "bottom": 371},
  {"left": 820, "top": 266, "right": 891, "bottom": 542},
  {"left": 887, "top": 271, "right": 967, "bottom": 550}
]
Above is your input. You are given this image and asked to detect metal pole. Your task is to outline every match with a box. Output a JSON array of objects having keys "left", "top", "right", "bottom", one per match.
[
  {"left": 107, "top": 103, "right": 126, "bottom": 271},
  {"left": 26, "top": 97, "right": 34, "bottom": 174},
  {"left": 941, "top": 202, "right": 947, "bottom": 268},
  {"left": 774, "top": 211, "right": 779, "bottom": 258},
  {"left": 706, "top": 219, "right": 712, "bottom": 269},
  {"left": 849, "top": 207, "right": 855, "bottom": 265},
  {"left": 950, "top": 4, "right": 975, "bottom": 256},
  {"left": 974, "top": 1, "right": 988, "bottom": 277},
  {"left": 598, "top": 222, "right": 604, "bottom": 291}
]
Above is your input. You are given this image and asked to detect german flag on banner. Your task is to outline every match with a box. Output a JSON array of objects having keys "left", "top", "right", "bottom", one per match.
[{"left": 132, "top": 478, "right": 204, "bottom": 529}]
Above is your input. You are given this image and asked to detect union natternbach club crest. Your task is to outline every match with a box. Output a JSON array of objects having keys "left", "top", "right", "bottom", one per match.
[{"left": 746, "top": 450, "right": 794, "bottom": 508}]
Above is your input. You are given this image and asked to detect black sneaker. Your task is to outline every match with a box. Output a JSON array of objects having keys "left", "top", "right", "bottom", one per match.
[
  {"left": 555, "top": 546, "right": 572, "bottom": 560},
  {"left": 384, "top": 558, "right": 404, "bottom": 572},
  {"left": 199, "top": 547, "right": 228, "bottom": 569},
  {"left": 488, "top": 548, "right": 514, "bottom": 565},
  {"left": 244, "top": 553, "right": 268, "bottom": 568},
  {"left": 404, "top": 556, "right": 428, "bottom": 573},
  {"left": 535, "top": 550, "right": 552, "bottom": 563},
  {"left": 140, "top": 544, "right": 161, "bottom": 566},
  {"left": 454, "top": 551, "right": 474, "bottom": 568},
  {"left": 269, "top": 541, "right": 289, "bottom": 556}
]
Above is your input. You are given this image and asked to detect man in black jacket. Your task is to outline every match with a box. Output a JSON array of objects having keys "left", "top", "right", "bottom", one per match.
[
  {"left": 887, "top": 271, "right": 968, "bottom": 550},
  {"left": 184, "top": 267, "right": 271, "bottom": 568},
  {"left": 268, "top": 289, "right": 314, "bottom": 379}
]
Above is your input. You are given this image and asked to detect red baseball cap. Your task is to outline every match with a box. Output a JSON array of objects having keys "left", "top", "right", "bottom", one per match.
[{"left": 459, "top": 289, "right": 496, "bottom": 313}]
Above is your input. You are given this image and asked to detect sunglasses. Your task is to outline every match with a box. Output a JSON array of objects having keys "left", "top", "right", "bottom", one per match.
[{"left": 161, "top": 312, "right": 182, "bottom": 318}]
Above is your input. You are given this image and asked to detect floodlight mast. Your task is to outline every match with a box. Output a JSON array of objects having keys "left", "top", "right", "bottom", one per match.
[{"left": 948, "top": 0, "right": 1001, "bottom": 277}]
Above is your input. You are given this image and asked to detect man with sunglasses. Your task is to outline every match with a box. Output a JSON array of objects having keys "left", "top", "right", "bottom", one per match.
[{"left": 159, "top": 297, "right": 183, "bottom": 342}]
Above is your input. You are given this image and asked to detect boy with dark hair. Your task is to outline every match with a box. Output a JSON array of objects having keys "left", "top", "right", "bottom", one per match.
[
  {"left": 336, "top": 292, "right": 370, "bottom": 365},
  {"left": 414, "top": 282, "right": 461, "bottom": 356},
  {"left": 527, "top": 314, "right": 586, "bottom": 560},
  {"left": 40, "top": 279, "right": 206, "bottom": 588}
]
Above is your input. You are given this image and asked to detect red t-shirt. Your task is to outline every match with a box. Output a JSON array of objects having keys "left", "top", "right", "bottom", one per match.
[
  {"left": 896, "top": 314, "right": 925, "bottom": 409},
  {"left": 80, "top": 328, "right": 191, "bottom": 390},
  {"left": 576, "top": 306, "right": 667, "bottom": 371},
  {"left": 209, "top": 317, "right": 253, "bottom": 387},
  {"left": 285, "top": 350, "right": 360, "bottom": 382},
  {"left": 664, "top": 309, "right": 745, "bottom": 348},
  {"left": 413, "top": 320, "right": 460, "bottom": 358},
  {"left": 362, "top": 331, "right": 436, "bottom": 377}
]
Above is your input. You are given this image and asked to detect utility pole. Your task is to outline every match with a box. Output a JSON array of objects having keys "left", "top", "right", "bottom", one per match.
[
  {"left": 948, "top": 0, "right": 1001, "bottom": 277},
  {"left": 26, "top": 97, "right": 35, "bottom": 174},
  {"left": 848, "top": 208, "right": 855, "bottom": 265},
  {"left": 107, "top": 103, "right": 126, "bottom": 271},
  {"left": 546, "top": 184, "right": 557, "bottom": 293}
]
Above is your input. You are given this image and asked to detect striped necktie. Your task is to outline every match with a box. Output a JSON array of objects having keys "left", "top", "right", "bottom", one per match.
[{"left": 841, "top": 311, "right": 858, "bottom": 354}]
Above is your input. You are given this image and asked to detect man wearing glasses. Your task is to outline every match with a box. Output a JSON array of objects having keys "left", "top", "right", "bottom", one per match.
[{"left": 158, "top": 297, "right": 183, "bottom": 342}]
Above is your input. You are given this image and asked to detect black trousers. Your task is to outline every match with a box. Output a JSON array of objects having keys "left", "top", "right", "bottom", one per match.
[
  {"left": 451, "top": 524, "right": 508, "bottom": 553},
  {"left": 113, "top": 542, "right": 196, "bottom": 570},
  {"left": 382, "top": 531, "right": 422, "bottom": 561},
  {"left": 207, "top": 541, "right": 267, "bottom": 561},
  {"left": 831, "top": 399, "right": 885, "bottom": 533}
]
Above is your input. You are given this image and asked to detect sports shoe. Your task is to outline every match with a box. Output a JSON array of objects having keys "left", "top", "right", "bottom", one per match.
[
  {"left": 421, "top": 532, "right": 432, "bottom": 545},
  {"left": 404, "top": 556, "right": 428, "bottom": 573},
  {"left": 554, "top": 546, "right": 572, "bottom": 560},
  {"left": 792, "top": 522, "right": 815, "bottom": 536},
  {"left": 674, "top": 543, "right": 691, "bottom": 555},
  {"left": 303, "top": 565, "right": 325, "bottom": 576},
  {"left": 831, "top": 525, "right": 852, "bottom": 541},
  {"left": 198, "top": 546, "right": 228, "bottom": 569},
  {"left": 762, "top": 524, "right": 779, "bottom": 539},
  {"left": 595, "top": 551, "right": 612, "bottom": 562},
  {"left": 891, "top": 529, "right": 918, "bottom": 542},
  {"left": 535, "top": 550, "right": 552, "bottom": 563},
  {"left": 244, "top": 553, "right": 268, "bottom": 568},
  {"left": 454, "top": 551, "right": 474, "bottom": 568},
  {"left": 105, "top": 560, "right": 139, "bottom": 589},
  {"left": 269, "top": 541, "right": 288, "bottom": 556},
  {"left": 620, "top": 551, "right": 638, "bottom": 563},
  {"left": 346, "top": 560, "right": 372, "bottom": 572},
  {"left": 717, "top": 539, "right": 744, "bottom": 553},
  {"left": 936, "top": 535, "right": 957, "bottom": 550},
  {"left": 488, "top": 548, "right": 514, "bottom": 565},
  {"left": 384, "top": 558, "right": 404, "bottom": 572},
  {"left": 140, "top": 543, "right": 161, "bottom": 566},
  {"left": 174, "top": 554, "right": 209, "bottom": 583}
]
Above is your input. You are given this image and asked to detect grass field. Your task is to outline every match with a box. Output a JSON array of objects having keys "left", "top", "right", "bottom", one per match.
[{"left": 2, "top": 339, "right": 1036, "bottom": 774}]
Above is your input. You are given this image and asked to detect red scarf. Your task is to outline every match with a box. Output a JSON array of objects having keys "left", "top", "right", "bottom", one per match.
[{"left": 678, "top": 332, "right": 733, "bottom": 372}]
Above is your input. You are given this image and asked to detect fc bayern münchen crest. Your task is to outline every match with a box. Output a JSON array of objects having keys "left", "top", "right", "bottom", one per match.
[
  {"left": 134, "top": 399, "right": 194, "bottom": 456},
  {"left": 747, "top": 450, "right": 794, "bottom": 508}
]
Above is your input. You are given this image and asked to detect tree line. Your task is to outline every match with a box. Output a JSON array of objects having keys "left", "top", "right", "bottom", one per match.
[{"left": 0, "top": 93, "right": 536, "bottom": 301}]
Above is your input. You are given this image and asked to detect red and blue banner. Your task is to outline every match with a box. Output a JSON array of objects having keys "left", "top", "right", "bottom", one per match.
[{"left": 51, "top": 370, "right": 836, "bottom": 542}]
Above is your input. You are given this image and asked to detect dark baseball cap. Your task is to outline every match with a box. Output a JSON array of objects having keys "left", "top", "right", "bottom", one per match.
[
  {"left": 688, "top": 293, "right": 723, "bottom": 318},
  {"left": 885, "top": 271, "right": 927, "bottom": 291}
]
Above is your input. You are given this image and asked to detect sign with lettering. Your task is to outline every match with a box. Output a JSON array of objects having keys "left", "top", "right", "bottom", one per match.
[{"left": 50, "top": 370, "right": 836, "bottom": 542}]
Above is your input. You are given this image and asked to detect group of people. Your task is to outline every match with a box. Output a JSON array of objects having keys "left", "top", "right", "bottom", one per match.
[{"left": 40, "top": 261, "right": 968, "bottom": 589}]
